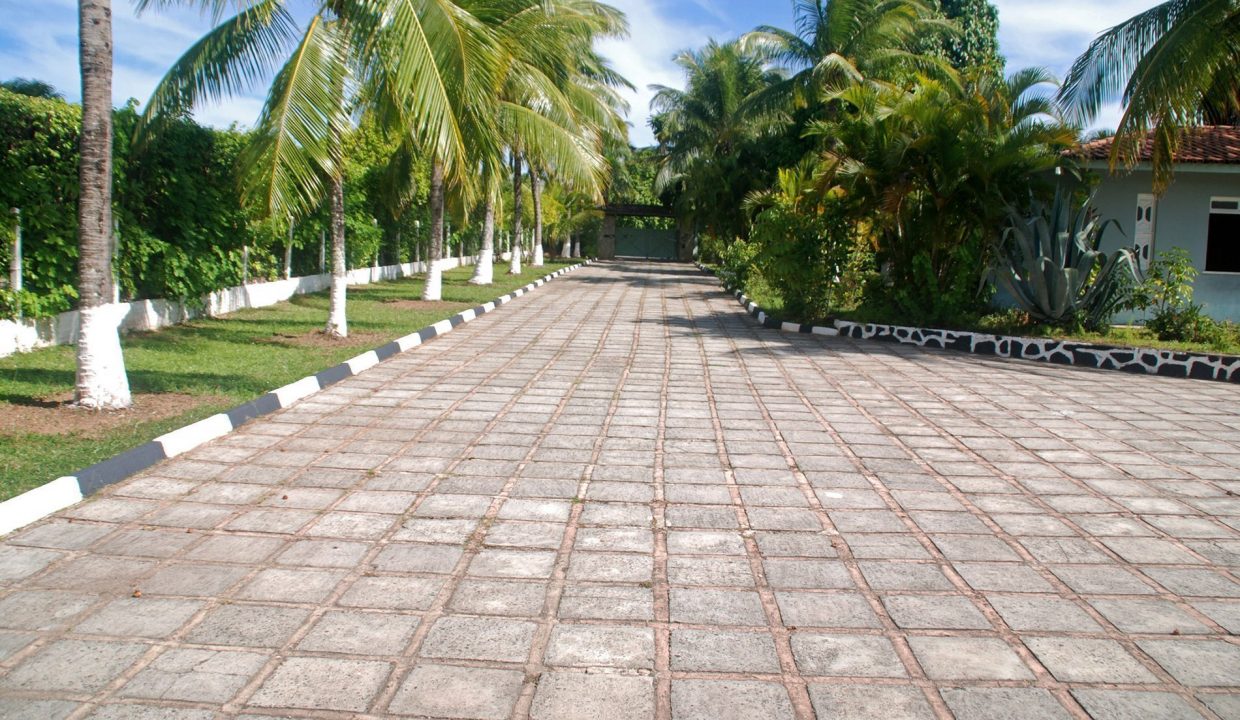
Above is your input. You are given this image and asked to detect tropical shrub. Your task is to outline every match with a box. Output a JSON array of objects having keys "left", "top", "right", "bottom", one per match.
[
  {"left": 1130, "top": 247, "right": 1225, "bottom": 344},
  {"left": 811, "top": 69, "right": 1077, "bottom": 325},
  {"left": 717, "top": 238, "right": 760, "bottom": 292},
  {"left": 746, "top": 164, "right": 858, "bottom": 322},
  {"left": 991, "top": 188, "right": 1137, "bottom": 331}
]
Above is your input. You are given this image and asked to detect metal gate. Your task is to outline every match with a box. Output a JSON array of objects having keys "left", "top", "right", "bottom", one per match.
[{"left": 615, "top": 227, "right": 677, "bottom": 260}]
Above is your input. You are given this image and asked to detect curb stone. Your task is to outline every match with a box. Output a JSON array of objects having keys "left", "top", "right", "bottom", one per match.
[
  {"left": 694, "top": 262, "right": 839, "bottom": 337},
  {"left": 0, "top": 261, "right": 593, "bottom": 536},
  {"left": 695, "top": 261, "right": 1240, "bottom": 384}
]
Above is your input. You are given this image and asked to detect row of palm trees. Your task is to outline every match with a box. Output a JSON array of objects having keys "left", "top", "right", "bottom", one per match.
[{"left": 74, "top": 0, "right": 631, "bottom": 409}]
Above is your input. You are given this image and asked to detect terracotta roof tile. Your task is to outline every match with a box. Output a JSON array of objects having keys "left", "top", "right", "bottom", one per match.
[{"left": 1075, "top": 125, "right": 1240, "bottom": 164}]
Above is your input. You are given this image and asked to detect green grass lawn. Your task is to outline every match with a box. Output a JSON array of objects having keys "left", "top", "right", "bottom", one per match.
[{"left": 0, "top": 261, "right": 574, "bottom": 501}]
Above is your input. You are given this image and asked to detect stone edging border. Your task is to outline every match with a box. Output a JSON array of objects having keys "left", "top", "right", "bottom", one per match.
[
  {"left": 0, "top": 261, "right": 592, "bottom": 536},
  {"left": 694, "top": 262, "right": 839, "bottom": 337},
  {"left": 696, "top": 262, "right": 1240, "bottom": 384}
]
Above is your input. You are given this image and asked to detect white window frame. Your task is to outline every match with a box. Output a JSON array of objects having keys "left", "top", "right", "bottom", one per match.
[{"left": 1204, "top": 196, "right": 1240, "bottom": 275}]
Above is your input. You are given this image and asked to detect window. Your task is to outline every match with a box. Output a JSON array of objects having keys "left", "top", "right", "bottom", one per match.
[{"left": 1206, "top": 197, "right": 1240, "bottom": 273}]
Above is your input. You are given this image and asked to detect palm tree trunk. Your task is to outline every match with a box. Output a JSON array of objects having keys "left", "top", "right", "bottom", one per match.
[
  {"left": 75, "top": 0, "right": 131, "bottom": 410},
  {"left": 509, "top": 151, "right": 523, "bottom": 275},
  {"left": 325, "top": 175, "right": 347, "bottom": 337},
  {"left": 530, "top": 166, "right": 544, "bottom": 267},
  {"left": 573, "top": 235, "right": 581, "bottom": 258},
  {"left": 560, "top": 232, "right": 571, "bottom": 258},
  {"left": 470, "top": 191, "right": 495, "bottom": 285},
  {"left": 423, "top": 158, "right": 445, "bottom": 300}
]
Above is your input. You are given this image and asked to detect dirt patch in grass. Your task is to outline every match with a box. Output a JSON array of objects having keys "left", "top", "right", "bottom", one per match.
[
  {"left": 259, "top": 329, "right": 391, "bottom": 349},
  {"left": 378, "top": 299, "right": 460, "bottom": 312},
  {"left": 0, "top": 393, "right": 230, "bottom": 439}
]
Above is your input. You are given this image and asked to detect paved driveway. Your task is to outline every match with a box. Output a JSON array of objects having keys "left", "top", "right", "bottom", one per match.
[{"left": 1, "top": 261, "right": 1238, "bottom": 720}]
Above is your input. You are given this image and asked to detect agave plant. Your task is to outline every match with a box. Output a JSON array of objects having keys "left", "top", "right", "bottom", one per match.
[{"left": 992, "top": 188, "right": 1137, "bottom": 330}]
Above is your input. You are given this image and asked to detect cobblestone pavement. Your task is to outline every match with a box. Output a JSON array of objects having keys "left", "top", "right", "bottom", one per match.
[{"left": 1, "top": 261, "right": 1238, "bottom": 720}]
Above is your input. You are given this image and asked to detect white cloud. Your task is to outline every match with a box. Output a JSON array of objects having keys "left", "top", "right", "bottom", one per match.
[
  {"left": 992, "top": 0, "right": 1159, "bottom": 130},
  {"left": 595, "top": 0, "right": 721, "bottom": 147}
]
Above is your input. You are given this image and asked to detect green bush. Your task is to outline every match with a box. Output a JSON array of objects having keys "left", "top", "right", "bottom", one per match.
[
  {"left": 717, "top": 238, "right": 759, "bottom": 291},
  {"left": 0, "top": 286, "right": 76, "bottom": 319},
  {"left": 1129, "top": 248, "right": 1225, "bottom": 345},
  {"left": 749, "top": 194, "right": 856, "bottom": 323}
]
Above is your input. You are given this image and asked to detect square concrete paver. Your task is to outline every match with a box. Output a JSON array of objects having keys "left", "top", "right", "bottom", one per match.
[
  {"left": 249, "top": 657, "right": 390, "bottom": 712},
  {"left": 808, "top": 685, "right": 935, "bottom": 720},
  {"left": 791, "top": 633, "right": 906, "bottom": 677},
  {"left": 389, "top": 664, "right": 525, "bottom": 719},
  {"left": 0, "top": 639, "right": 146, "bottom": 694},
  {"left": 545, "top": 624, "right": 654, "bottom": 669},
  {"left": 670, "top": 629, "right": 780, "bottom": 673},
  {"left": 420, "top": 616, "right": 537, "bottom": 663},
  {"left": 3, "top": 262, "right": 1240, "bottom": 719},
  {"left": 120, "top": 648, "right": 267, "bottom": 703},
  {"left": 298, "top": 610, "right": 420, "bottom": 655},
  {"left": 671, "top": 679, "right": 795, "bottom": 720},
  {"left": 531, "top": 672, "right": 654, "bottom": 720},
  {"left": 907, "top": 636, "right": 1033, "bottom": 681},
  {"left": 941, "top": 687, "right": 1072, "bottom": 720},
  {"left": 1025, "top": 637, "right": 1158, "bottom": 684}
]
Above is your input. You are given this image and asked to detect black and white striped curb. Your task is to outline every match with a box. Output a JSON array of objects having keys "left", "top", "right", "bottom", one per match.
[
  {"left": 0, "top": 261, "right": 592, "bottom": 536},
  {"left": 694, "top": 262, "right": 838, "bottom": 336},
  {"left": 694, "top": 261, "right": 1240, "bottom": 384},
  {"left": 836, "top": 321, "right": 1240, "bottom": 383}
]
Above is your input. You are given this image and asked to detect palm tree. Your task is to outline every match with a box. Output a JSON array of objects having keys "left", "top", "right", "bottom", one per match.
[
  {"left": 809, "top": 68, "right": 1076, "bottom": 322},
  {"left": 742, "top": 0, "right": 954, "bottom": 107},
  {"left": 139, "top": 0, "right": 502, "bottom": 329},
  {"left": 466, "top": 0, "right": 628, "bottom": 274},
  {"left": 75, "top": 0, "right": 132, "bottom": 410},
  {"left": 651, "top": 41, "right": 785, "bottom": 242},
  {"left": 1058, "top": 0, "right": 1240, "bottom": 192}
]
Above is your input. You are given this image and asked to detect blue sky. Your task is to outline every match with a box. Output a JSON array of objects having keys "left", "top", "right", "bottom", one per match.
[{"left": 0, "top": 0, "right": 1157, "bottom": 147}]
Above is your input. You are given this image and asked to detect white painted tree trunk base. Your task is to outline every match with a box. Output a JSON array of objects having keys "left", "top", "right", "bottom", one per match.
[
  {"left": 74, "top": 304, "right": 132, "bottom": 409},
  {"left": 469, "top": 250, "right": 494, "bottom": 285},
  {"left": 532, "top": 244, "right": 544, "bottom": 267},
  {"left": 424, "top": 261, "right": 444, "bottom": 301},
  {"left": 326, "top": 273, "right": 348, "bottom": 337},
  {"left": 510, "top": 252, "right": 522, "bottom": 275}
]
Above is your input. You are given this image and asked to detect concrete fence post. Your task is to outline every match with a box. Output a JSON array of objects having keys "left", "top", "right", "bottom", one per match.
[{"left": 9, "top": 208, "right": 21, "bottom": 295}]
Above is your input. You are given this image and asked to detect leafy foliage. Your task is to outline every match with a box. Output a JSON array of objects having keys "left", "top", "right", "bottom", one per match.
[
  {"left": 1129, "top": 247, "right": 1227, "bottom": 345},
  {"left": 991, "top": 188, "right": 1137, "bottom": 330},
  {"left": 917, "top": 0, "right": 1003, "bottom": 78},
  {"left": 811, "top": 69, "right": 1077, "bottom": 324},
  {"left": 745, "top": 163, "right": 866, "bottom": 322},
  {"left": 1058, "top": 0, "right": 1240, "bottom": 192}
]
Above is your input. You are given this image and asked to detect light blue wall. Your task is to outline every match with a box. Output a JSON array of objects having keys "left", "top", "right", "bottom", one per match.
[{"left": 1090, "top": 163, "right": 1240, "bottom": 322}]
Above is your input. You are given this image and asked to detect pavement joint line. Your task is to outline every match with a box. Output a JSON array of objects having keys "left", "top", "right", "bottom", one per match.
[
  {"left": 23, "top": 266, "right": 599, "bottom": 720},
  {"left": 224, "top": 263, "right": 602, "bottom": 717},
  {"left": 0, "top": 261, "right": 592, "bottom": 538},
  {"left": 769, "top": 313, "right": 1227, "bottom": 716},
  {"left": 506, "top": 263, "right": 650, "bottom": 719}
]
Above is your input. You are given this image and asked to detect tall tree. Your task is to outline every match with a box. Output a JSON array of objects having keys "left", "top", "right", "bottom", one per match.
[
  {"left": 1059, "top": 0, "right": 1240, "bottom": 192},
  {"left": 75, "top": 0, "right": 132, "bottom": 409},
  {"left": 918, "top": 0, "right": 1003, "bottom": 77},
  {"left": 651, "top": 41, "right": 785, "bottom": 241},
  {"left": 742, "top": 0, "right": 954, "bottom": 109},
  {"left": 140, "top": 0, "right": 503, "bottom": 324}
]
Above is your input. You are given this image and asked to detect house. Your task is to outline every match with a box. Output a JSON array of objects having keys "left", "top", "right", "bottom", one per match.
[{"left": 1076, "top": 126, "right": 1240, "bottom": 322}]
